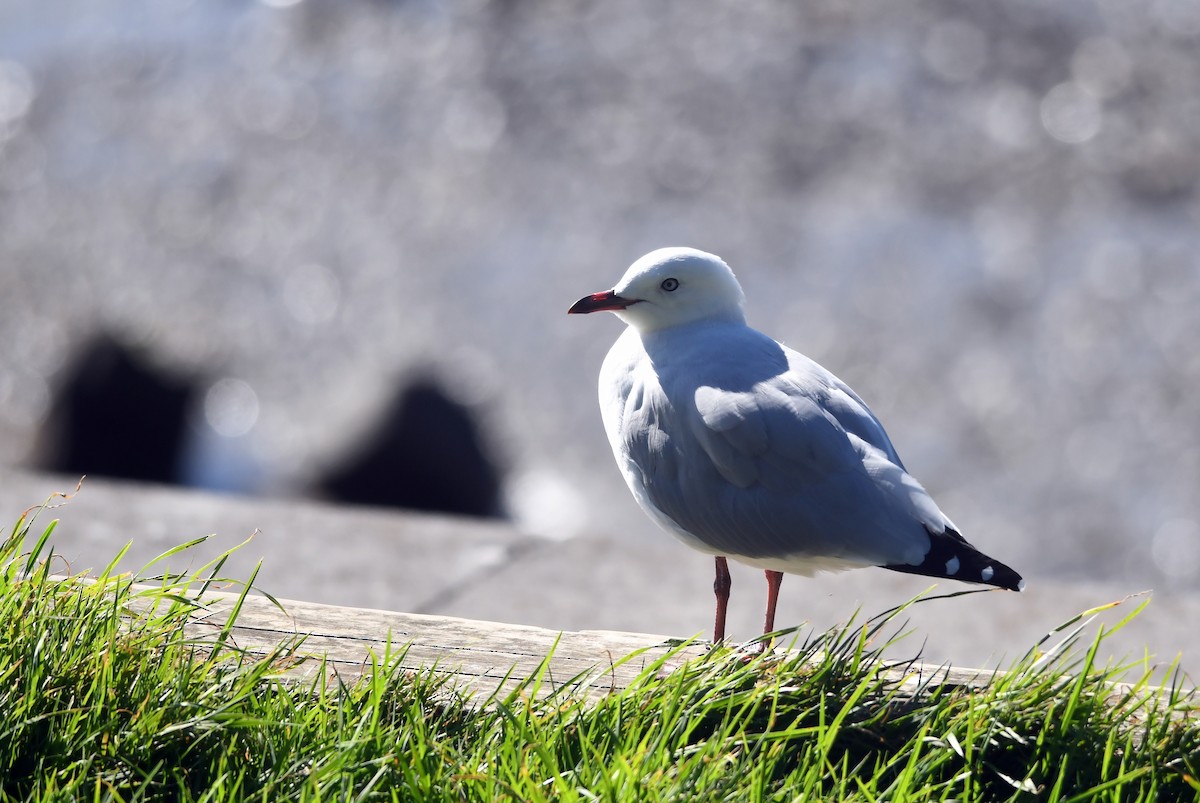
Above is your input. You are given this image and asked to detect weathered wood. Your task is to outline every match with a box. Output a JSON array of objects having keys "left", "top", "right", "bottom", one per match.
[
  {"left": 120, "top": 584, "right": 1193, "bottom": 709},
  {"left": 128, "top": 586, "right": 709, "bottom": 702}
]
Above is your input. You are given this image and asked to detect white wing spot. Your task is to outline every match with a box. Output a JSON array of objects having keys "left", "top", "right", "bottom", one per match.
[
  {"left": 981, "top": 565, "right": 994, "bottom": 582},
  {"left": 945, "top": 556, "right": 960, "bottom": 575}
]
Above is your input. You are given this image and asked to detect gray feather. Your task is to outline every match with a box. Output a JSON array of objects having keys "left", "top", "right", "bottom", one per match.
[{"left": 603, "top": 321, "right": 936, "bottom": 568}]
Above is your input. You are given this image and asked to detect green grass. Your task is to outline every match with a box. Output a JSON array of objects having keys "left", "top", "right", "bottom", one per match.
[{"left": 1, "top": 495, "right": 1198, "bottom": 802}]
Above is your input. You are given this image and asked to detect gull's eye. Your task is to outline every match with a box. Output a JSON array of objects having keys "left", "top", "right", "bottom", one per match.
[{"left": 660, "top": 277, "right": 680, "bottom": 292}]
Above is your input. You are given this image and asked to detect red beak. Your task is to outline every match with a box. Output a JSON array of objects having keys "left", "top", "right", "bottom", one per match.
[{"left": 568, "top": 290, "right": 637, "bottom": 314}]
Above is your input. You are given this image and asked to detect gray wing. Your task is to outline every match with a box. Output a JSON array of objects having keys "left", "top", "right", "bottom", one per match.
[{"left": 634, "top": 347, "right": 943, "bottom": 567}]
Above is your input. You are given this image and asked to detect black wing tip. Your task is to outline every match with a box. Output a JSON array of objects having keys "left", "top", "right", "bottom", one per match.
[
  {"left": 983, "top": 563, "right": 1025, "bottom": 592},
  {"left": 883, "top": 527, "right": 1025, "bottom": 592}
]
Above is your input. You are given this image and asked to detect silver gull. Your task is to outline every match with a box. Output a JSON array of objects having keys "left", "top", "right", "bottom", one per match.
[{"left": 568, "top": 247, "right": 1023, "bottom": 644}]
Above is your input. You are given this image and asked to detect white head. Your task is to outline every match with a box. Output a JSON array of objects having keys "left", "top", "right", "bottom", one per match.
[{"left": 568, "top": 247, "right": 746, "bottom": 333}]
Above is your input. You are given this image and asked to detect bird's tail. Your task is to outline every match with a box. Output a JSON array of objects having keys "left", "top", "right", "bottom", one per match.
[{"left": 883, "top": 526, "right": 1024, "bottom": 591}]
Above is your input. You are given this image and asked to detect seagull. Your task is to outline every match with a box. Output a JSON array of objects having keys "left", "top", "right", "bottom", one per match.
[{"left": 568, "top": 247, "right": 1023, "bottom": 644}]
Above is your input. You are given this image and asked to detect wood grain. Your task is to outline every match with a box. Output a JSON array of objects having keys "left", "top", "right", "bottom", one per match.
[{"left": 117, "top": 584, "right": 1191, "bottom": 710}]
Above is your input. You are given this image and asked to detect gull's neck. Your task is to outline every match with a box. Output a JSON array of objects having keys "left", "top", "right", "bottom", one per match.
[{"left": 620, "top": 307, "right": 747, "bottom": 336}]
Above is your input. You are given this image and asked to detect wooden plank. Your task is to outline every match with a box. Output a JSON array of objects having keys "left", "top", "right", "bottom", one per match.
[
  {"left": 129, "top": 587, "right": 709, "bottom": 702},
  {"left": 120, "top": 585, "right": 1193, "bottom": 709}
]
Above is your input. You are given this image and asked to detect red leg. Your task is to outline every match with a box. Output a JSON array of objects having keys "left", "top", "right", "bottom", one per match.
[
  {"left": 762, "top": 570, "right": 784, "bottom": 641},
  {"left": 713, "top": 556, "right": 731, "bottom": 643}
]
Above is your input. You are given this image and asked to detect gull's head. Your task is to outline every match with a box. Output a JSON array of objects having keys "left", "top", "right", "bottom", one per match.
[{"left": 568, "top": 247, "right": 746, "bottom": 333}]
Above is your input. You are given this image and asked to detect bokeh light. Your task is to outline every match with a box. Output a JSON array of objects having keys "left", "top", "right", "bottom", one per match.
[{"left": 1, "top": 0, "right": 1198, "bottom": 586}]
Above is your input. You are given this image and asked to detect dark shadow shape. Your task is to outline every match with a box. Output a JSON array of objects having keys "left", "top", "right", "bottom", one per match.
[
  {"left": 39, "top": 334, "right": 196, "bottom": 485},
  {"left": 316, "top": 378, "right": 503, "bottom": 518}
]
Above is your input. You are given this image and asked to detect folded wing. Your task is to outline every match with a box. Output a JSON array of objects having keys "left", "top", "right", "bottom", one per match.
[{"left": 633, "top": 348, "right": 944, "bottom": 569}]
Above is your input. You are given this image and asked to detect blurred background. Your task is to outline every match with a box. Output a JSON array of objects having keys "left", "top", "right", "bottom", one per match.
[{"left": 1, "top": 0, "right": 1198, "bottom": 591}]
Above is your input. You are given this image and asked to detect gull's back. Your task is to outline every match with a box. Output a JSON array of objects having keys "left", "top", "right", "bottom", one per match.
[{"left": 600, "top": 317, "right": 949, "bottom": 575}]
